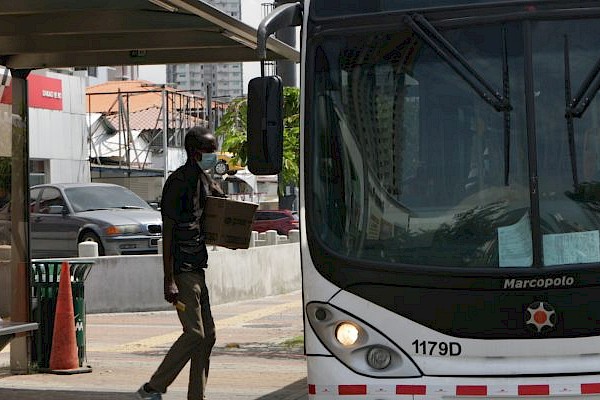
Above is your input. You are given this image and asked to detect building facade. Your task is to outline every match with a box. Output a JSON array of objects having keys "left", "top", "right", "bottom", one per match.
[
  {"left": 0, "top": 69, "right": 90, "bottom": 192},
  {"left": 0, "top": 65, "right": 140, "bottom": 193}
]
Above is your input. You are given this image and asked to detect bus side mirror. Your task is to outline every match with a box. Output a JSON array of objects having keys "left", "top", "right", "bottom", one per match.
[{"left": 247, "top": 76, "right": 283, "bottom": 175}]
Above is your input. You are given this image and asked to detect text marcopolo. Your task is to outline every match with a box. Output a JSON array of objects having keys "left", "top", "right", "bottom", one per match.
[{"left": 504, "top": 276, "right": 575, "bottom": 289}]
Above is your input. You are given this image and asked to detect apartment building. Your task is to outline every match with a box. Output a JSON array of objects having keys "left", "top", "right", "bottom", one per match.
[{"left": 166, "top": 0, "right": 243, "bottom": 99}]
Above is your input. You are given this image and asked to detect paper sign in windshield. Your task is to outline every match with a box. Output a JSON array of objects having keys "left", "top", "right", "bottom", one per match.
[
  {"left": 498, "top": 214, "right": 533, "bottom": 267},
  {"left": 543, "top": 230, "right": 600, "bottom": 266}
]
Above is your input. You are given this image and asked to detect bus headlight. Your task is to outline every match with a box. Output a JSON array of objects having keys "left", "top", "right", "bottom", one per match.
[
  {"left": 336, "top": 322, "right": 359, "bottom": 346},
  {"left": 306, "top": 301, "right": 421, "bottom": 377},
  {"left": 367, "top": 346, "right": 392, "bottom": 370}
]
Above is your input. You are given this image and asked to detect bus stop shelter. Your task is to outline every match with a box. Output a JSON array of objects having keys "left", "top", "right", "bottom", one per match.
[{"left": 0, "top": 0, "right": 299, "bottom": 373}]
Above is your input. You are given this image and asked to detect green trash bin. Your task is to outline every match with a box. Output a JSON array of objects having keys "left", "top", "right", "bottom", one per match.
[{"left": 30, "top": 260, "right": 93, "bottom": 371}]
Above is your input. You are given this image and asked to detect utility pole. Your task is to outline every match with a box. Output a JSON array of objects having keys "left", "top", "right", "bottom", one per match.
[
  {"left": 162, "top": 88, "right": 168, "bottom": 185},
  {"left": 206, "top": 83, "right": 213, "bottom": 134}
]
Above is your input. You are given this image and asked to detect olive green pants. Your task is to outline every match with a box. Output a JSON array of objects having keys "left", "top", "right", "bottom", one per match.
[{"left": 149, "top": 270, "right": 216, "bottom": 400}]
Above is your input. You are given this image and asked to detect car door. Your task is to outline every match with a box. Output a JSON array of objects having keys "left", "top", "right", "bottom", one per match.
[
  {"left": 30, "top": 187, "right": 80, "bottom": 258},
  {"left": 270, "top": 211, "right": 289, "bottom": 234},
  {"left": 252, "top": 211, "right": 271, "bottom": 232},
  {"left": 253, "top": 211, "right": 286, "bottom": 234}
]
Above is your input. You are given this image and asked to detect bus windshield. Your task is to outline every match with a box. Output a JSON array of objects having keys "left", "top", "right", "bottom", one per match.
[
  {"left": 311, "top": 0, "right": 506, "bottom": 18},
  {"left": 308, "top": 16, "right": 600, "bottom": 268}
]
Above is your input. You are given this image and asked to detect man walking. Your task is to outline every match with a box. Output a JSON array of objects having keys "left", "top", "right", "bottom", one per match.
[{"left": 138, "top": 126, "right": 224, "bottom": 400}]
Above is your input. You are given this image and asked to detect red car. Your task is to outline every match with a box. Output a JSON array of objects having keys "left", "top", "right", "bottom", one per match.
[{"left": 252, "top": 210, "right": 299, "bottom": 235}]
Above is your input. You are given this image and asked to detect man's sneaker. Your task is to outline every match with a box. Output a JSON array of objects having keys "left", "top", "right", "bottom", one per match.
[{"left": 136, "top": 383, "right": 162, "bottom": 400}]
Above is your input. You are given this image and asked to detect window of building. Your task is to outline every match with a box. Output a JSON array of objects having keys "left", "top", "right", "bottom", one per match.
[{"left": 29, "top": 160, "right": 47, "bottom": 186}]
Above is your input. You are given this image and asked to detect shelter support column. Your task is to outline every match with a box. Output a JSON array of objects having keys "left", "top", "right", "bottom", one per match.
[{"left": 9, "top": 68, "right": 31, "bottom": 374}]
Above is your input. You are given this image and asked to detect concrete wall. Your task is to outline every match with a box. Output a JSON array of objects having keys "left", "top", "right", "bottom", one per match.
[
  {"left": 0, "top": 242, "right": 300, "bottom": 316},
  {"left": 77, "top": 243, "right": 300, "bottom": 313}
]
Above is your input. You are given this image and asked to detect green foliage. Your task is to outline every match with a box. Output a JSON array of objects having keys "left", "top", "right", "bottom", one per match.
[
  {"left": 281, "top": 87, "right": 300, "bottom": 191},
  {"left": 215, "top": 87, "right": 300, "bottom": 194},
  {"left": 280, "top": 335, "right": 304, "bottom": 348},
  {"left": 0, "top": 157, "right": 10, "bottom": 199},
  {"left": 216, "top": 97, "right": 248, "bottom": 165}
]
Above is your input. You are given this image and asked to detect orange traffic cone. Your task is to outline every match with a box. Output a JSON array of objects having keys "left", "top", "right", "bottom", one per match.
[{"left": 48, "top": 261, "right": 81, "bottom": 373}]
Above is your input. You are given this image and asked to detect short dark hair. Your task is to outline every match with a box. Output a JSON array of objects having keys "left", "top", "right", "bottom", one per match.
[{"left": 184, "top": 126, "right": 217, "bottom": 157}]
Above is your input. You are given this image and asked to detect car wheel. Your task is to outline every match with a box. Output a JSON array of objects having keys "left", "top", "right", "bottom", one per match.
[
  {"left": 214, "top": 160, "right": 228, "bottom": 175},
  {"left": 79, "top": 231, "right": 105, "bottom": 256}
]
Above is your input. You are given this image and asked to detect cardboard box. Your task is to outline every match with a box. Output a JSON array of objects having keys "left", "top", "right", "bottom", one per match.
[{"left": 204, "top": 196, "right": 258, "bottom": 249}]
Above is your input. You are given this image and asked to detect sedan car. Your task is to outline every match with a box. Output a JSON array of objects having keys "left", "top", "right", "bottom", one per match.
[
  {"left": 251, "top": 209, "right": 299, "bottom": 235},
  {"left": 29, "top": 183, "right": 162, "bottom": 258}
]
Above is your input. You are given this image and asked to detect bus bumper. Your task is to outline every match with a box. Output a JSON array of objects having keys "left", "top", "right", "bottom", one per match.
[{"left": 307, "top": 356, "right": 600, "bottom": 399}]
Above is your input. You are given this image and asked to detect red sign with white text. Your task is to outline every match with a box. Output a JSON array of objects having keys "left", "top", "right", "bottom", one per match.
[{"left": 0, "top": 74, "right": 63, "bottom": 111}]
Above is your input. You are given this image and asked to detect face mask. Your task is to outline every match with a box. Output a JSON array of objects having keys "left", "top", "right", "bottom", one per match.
[{"left": 197, "top": 153, "right": 218, "bottom": 171}]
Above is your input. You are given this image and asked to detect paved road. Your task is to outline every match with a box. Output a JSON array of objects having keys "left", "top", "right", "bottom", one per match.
[{"left": 0, "top": 291, "right": 307, "bottom": 400}]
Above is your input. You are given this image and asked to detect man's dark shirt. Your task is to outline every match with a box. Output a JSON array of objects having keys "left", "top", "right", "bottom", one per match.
[{"left": 161, "top": 160, "right": 211, "bottom": 272}]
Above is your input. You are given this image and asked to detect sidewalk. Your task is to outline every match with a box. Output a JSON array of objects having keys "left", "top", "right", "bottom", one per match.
[{"left": 0, "top": 291, "right": 307, "bottom": 400}]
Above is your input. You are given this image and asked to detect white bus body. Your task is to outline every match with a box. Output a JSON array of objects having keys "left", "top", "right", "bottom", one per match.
[{"left": 252, "top": 1, "right": 600, "bottom": 398}]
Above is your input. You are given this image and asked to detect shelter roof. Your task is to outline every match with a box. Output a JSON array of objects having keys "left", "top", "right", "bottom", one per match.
[{"left": 0, "top": 0, "right": 299, "bottom": 70}]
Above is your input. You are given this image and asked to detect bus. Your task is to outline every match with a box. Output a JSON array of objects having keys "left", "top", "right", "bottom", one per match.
[{"left": 248, "top": 1, "right": 600, "bottom": 398}]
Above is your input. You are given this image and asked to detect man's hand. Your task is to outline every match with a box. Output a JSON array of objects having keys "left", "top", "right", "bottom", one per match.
[{"left": 164, "top": 277, "right": 179, "bottom": 304}]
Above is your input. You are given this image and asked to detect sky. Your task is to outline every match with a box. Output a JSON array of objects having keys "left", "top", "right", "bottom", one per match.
[{"left": 137, "top": 0, "right": 295, "bottom": 94}]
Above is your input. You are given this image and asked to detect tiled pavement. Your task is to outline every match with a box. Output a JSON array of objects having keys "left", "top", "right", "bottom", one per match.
[{"left": 0, "top": 291, "right": 307, "bottom": 400}]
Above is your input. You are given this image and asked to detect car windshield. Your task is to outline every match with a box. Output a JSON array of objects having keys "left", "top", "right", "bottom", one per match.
[{"left": 65, "top": 186, "right": 151, "bottom": 212}]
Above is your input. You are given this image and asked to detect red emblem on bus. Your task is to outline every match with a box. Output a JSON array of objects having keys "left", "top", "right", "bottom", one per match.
[{"left": 525, "top": 302, "right": 556, "bottom": 332}]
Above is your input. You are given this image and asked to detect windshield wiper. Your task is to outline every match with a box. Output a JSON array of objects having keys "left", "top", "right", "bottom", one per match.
[
  {"left": 563, "top": 34, "right": 600, "bottom": 190},
  {"left": 405, "top": 14, "right": 513, "bottom": 185},
  {"left": 564, "top": 35, "right": 579, "bottom": 188},
  {"left": 565, "top": 41, "right": 600, "bottom": 119},
  {"left": 502, "top": 27, "right": 511, "bottom": 186},
  {"left": 116, "top": 206, "right": 145, "bottom": 209},
  {"left": 404, "top": 14, "right": 512, "bottom": 113}
]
